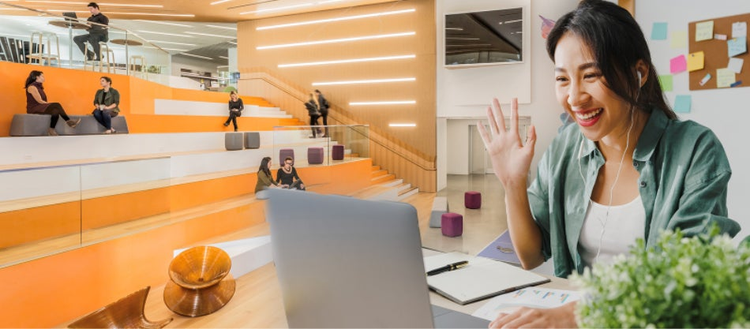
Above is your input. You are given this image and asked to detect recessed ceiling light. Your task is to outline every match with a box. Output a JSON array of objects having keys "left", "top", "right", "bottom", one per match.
[
  {"left": 134, "top": 20, "right": 193, "bottom": 28},
  {"left": 278, "top": 54, "right": 415, "bottom": 68},
  {"left": 137, "top": 30, "right": 194, "bottom": 38},
  {"left": 240, "top": 3, "right": 312, "bottom": 15},
  {"left": 258, "top": 32, "right": 415, "bottom": 50},
  {"left": 257, "top": 8, "right": 415, "bottom": 31},
  {"left": 206, "top": 24, "right": 237, "bottom": 30},
  {"left": 145, "top": 40, "right": 197, "bottom": 46},
  {"left": 180, "top": 53, "right": 213, "bottom": 60},
  {"left": 445, "top": 27, "right": 464, "bottom": 31},
  {"left": 185, "top": 32, "right": 236, "bottom": 39},
  {"left": 389, "top": 123, "right": 417, "bottom": 127},
  {"left": 219, "top": 56, "right": 229, "bottom": 59},
  {"left": 350, "top": 101, "right": 416, "bottom": 106},
  {"left": 210, "top": 0, "right": 232, "bottom": 4},
  {"left": 27, "top": 1, "right": 163, "bottom": 8},
  {"left": 312, "top": 78, "right": 415, "bottom": 86}
]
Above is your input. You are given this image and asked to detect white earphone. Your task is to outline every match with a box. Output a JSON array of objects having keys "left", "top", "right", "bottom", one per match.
[{"left": 637, "top": 71, "right": 642, "bottom": 87}]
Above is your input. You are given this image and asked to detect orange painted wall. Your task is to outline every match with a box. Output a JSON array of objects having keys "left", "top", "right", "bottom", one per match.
[
  {"left": 0, "top": 202, "right": 80, "bottom": 249},
  {"left": 81, "top": 188, "right": 170, "bottom": 231},
  {"left": 0, "top": 160, "right": 371, "bottom": 328},
  {"left": 0, "top": 61, "right": 282, "bottom": 136},
  {"left": 126, "top": 114, "right": 300, "bottom": 134}
]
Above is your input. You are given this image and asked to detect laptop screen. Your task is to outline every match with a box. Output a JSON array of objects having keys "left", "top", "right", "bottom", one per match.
[{"left": 62, "top": 12, "right": 77, "bottom": 22}]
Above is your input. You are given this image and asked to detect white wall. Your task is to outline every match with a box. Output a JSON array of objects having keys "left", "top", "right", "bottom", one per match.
[
  {"left": 170, "top": 55, "right": 220, "bottom": 77},
  {"left": 636, "top": 0, "right": 750, "bottom": 238},
  {"left": 436, "top": 0, "right": 579, "bottom": 188}
]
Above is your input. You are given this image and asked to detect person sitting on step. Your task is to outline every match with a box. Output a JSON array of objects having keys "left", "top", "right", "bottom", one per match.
[
  {"left": 276, "top": 156, "right": 306, "bottom": 191},
  {"left": 24, "top": 70, "right": 80, "bottom": 136},
  {"left": 92, "top": 76, "right": 120, "bottom": 134},
  {"left": 223, "top": 91, "right": 243, "bottom": 132}
]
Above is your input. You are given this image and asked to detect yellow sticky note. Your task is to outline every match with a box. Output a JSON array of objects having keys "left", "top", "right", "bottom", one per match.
[
  {"left": 671, "top": 31, "right": 687, "bottom": 49},
  {"left": 687, "top": 52, "right": 705, "bottom": 72},
  {"left": 716, "top": 68, "right": 736, "bottom": 88},
  {"left": 695, "top": 21, "right": 714, "bottom": 41}
]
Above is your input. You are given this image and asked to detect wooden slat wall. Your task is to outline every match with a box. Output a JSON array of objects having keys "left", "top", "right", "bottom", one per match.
[{"left": 236, "top": 0, "right": 436, "bottom": 191}]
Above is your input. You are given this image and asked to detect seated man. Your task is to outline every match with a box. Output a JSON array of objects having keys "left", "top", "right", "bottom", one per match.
[
  {"left": 74, "top": 2, "right": 109, "bottom": 61},
  {"left": 276, "top": 157, "right": 305, "bottom": 191}
]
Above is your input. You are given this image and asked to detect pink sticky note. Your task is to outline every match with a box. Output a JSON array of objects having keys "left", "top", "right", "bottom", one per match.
[{"left": 670, "top": 55, "right": 687, "bottom": 73}]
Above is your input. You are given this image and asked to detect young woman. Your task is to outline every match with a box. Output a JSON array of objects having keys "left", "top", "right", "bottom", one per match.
[
  {"left": 305, "top": 93, "right": 321, "bottom": 138},
  {"left": 255, "top": 157, "right": 286, "bottom": 193},
  {"left": 92, "top": 76, "right": 120, "bottom": 134},
  {"left": 276, "top": 156, "right": 305, "bottom": 191},
  {"left": 24, "top": 70, "right": 81, "bottom": 136},
  {"left": 481, "top": 1, "right": 740, "bottom": 327},
  {"left": 224, "top": 91, "right": 244, "bottom": 132}
]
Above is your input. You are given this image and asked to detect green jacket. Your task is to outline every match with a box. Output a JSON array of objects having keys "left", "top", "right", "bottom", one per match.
[
  {"left": 528, "top": 109, "right": 740, "bottom": 278},
  {"left": 94, "top": 88, "right": 120, "bottom": 113}
]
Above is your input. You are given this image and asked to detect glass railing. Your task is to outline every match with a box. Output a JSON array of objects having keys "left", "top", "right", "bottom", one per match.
[
  {"left": 272, "top": 125, "right": 370, "bottom": 167},
  {"left": 0, "top": 157, "right": 171, "bottom": 269},
  {"left": 0, "top": 1, "right": 171, "bottom": 84}
]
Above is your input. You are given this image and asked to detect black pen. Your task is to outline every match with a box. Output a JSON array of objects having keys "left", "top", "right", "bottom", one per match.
[{"left": 426, "top": 260, "right": 469, "bottom": 276}]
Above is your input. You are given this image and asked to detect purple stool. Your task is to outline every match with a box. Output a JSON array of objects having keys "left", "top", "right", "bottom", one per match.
[
  {"left": 307, "top": 147, "right": 324, "bottom": 165},
  {"left": 465, "top": 191, "right": 482, "bottom": 209},
  {"left": 331, "top": 144, "right": 345, "bottom": 161},
  {"left": 441, "top": 213, "right": 463, "bottom": 237},
  {"left": 279, "top": 149, "right": 294, "bottom": 165}
]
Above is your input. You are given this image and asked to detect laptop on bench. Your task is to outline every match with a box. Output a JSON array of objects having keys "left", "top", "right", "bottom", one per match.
[{"left": 265, "top": 189, "right": 491, "bottom": 328}]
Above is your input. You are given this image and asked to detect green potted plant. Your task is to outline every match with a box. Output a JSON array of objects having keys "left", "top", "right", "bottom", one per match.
[{"left": 572, "top": 227, "right": 750, "bottom": 328}]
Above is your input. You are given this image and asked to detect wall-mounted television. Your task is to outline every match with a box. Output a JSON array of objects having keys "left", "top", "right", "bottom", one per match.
[{"left": 444, "top": 7, "right": 523, "bottom": 67}]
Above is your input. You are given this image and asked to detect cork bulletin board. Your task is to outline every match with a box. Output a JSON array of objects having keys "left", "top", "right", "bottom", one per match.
[{"left": 688, "top": 13, "right": 749, "bottom": 90}]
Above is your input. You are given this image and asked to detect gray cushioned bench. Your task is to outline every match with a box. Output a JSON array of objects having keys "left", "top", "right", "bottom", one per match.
[{"left": 10, "top": 114, "right": 129, "bottom": 136}]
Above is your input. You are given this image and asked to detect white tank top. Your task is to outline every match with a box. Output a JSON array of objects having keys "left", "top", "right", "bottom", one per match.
[{"left": 578, "top": 196, "right": 646, "bottom": 268}]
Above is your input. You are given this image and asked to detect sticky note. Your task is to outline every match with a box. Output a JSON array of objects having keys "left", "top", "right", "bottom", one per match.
[
  {"left": 728, "top": 58, "right": 744, "bottom": 74},
  {"left": 728, "top": 37, "right": 747, "bottom": 57},
  {"left": 674, "top": 95, "right": 692, "bottom": 114},
  {"left": 687, "top": 51, "right": 704, "bottom": 72},
  {"left": 651, "top": 22, "right": 668, "bottom": 40},
  {"left": 670, "top": 55, "right": 687, "bottom": 74},
  {"left": 658, "top": 75, "right": 673, "bottom": 91},
  {"left": 695, "top": 21, "right": 714, "bottom": 41},
  {"left": 733, "top": 22, "right": 747, "bottom": 38},
  {"left": 699, "top": 73, "right": 712, "bottom": 86},
  {"left": 715, "top": 34, "right": 728, "bottom": 40},
  {"left": 671, "top": 31, "right": 687, "bottom": 49},
  {"left": 716, "top": 68, "right": 736, "bottom": 88}
]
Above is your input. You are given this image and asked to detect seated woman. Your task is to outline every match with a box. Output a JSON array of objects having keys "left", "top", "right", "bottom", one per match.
[
  {"left": 276, "top": 156, "right": 305, "bottom": 191},
  {"left": 224, "top": 91, "right": 244, "bottom": 132},
  {"left": 255, "top": 157, "right": 287, "bottom": 193},
  {"left": 25, "top": 70, "right": 81, "bottom": 136},
  {"left": 92, "top": 76, "right": 121, "bottom": 134}
]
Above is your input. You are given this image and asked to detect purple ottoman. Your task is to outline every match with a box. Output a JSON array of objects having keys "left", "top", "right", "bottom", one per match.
[
  {"left": 308, "top": 147, "right": 324, "bottom": 165},
  {"left": 465, "top": 191, "right": 482, "bottom": 209},
  {"left": 331, "top": 144, "right": 345, "bottom": 161},
  {"left": 279, "top": 149, "right": 294, "bottom": 165},
  {"left": 441, "top": 213, "right": 463, "bottom": 237}
]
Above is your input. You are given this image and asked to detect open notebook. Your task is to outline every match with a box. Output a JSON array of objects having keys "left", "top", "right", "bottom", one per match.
[{"left": 424, "top": 252, "right": 551, "bottom": 305}]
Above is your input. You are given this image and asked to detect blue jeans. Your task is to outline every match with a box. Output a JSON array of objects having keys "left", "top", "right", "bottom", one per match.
[{"left": 93, "top": 109, "right": 117, "bottom": 130}]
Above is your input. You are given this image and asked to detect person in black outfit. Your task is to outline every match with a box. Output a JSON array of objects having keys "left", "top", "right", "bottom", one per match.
[
  {"left": 74, "top": 2, "right": 109, "bottom": 61},
  {"left": 224, "top": 91, "right": 243, "bottom": 132},
  {"left": 276, "top": 156, "right": 305, "bottom": 191},
  {"left": 24, "top": 70, "right": 81, "bottom": 136},
  {"left": 314, "top": 89, "right": 330, "bottom": 137},
  {"left": 305, "top": 93, "right": 321, "bottom": 138}
]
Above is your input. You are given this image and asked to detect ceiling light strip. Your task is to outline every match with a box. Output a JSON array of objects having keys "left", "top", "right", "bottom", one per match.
[
  {"left": 258, "top": 32, "right": 415, "bottom": 50},
  {"left": 185, "top": 32, "right": 236, "bottom": 39},
  {"left": 389, "top": 123, "right": 417, "bottom": 127},
  {"left": 240, "top": 3, "right": 312, "bottom": 15},
  {"left": 312, "top": 78, "right": 415, "bottom": 86},
  {"left": 279, "top": 54, "right": 415, "bottom": 68},
  {"left": 180, "top": 53, "right": 213, "bottom": 60},
  {"left": 257, "top": 8, "right": 415, "bottom": 31},
  {"left": 350, "top": 101, "right": 416, "bottom": 106},
  {"left": 134, "top": 20, "right": 193, "bottom": 28},
  {"left": 210, "top": 0, "right": 232, "bottom": 4},
  {"left": 206, "top": 25, "right": 237, "bottom": 30}
]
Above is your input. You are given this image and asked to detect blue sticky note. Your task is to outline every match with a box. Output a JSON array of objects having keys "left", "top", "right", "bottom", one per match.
[
  {"left": 674, "top": 95, "right": 692, "bottom": 113},
  {"left": 652, "top": 22, "right": 668, "bottom": 40},
  {"left": 728, "top": 37, "right": 747, "bottom": 57}
]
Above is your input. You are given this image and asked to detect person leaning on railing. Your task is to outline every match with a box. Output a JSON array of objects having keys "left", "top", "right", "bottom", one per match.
[
  {"left": 74, "top": 2, "right": 109, "bottom": 61},
  {"left": 24, "top": 70, "right": 80, "bottom": 136},
  {"left": 92, "top": 76, "right": 120, "bottom": 134}
]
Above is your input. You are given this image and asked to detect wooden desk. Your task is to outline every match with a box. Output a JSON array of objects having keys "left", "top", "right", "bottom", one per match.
[
  {"left": 48, "top": 20, "right": 89, "bottom": 30},
  {"left": 110, "top": 39, "right": 143, "bottom": 46},
  {"left": 127, "top": 252, "right": 569, "bottom": 328}
]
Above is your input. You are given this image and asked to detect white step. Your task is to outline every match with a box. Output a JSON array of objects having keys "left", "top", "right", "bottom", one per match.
[
  {"left": 155, "top": 99, "right": 291, "bottom": 118},
  {"left": 379, "top": 179, "right": 403, "bottom": 188},
  {"left": 397, "top": 187, "right": 419, "bottom": 201}
]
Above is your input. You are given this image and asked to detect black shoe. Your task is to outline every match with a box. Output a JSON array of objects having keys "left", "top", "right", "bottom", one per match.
[
  {"left": 223, "top": 122, "right": 229, "bottom": 127},
  {"left": 234, "top": 128, "right": 238, "bottom": 132}
]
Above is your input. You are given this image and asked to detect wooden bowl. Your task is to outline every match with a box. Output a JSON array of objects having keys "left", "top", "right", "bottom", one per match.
[
  {"left": 163, "top": 274, "right": 236, "bottom": 317},
  {"left": 168, "top": 246, "right": 231, "bottom": 289}
]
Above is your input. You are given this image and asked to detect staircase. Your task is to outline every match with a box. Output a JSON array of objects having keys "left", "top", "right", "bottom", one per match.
[{"left": 366, "top": 165, "right": 419, "bottom": 201}]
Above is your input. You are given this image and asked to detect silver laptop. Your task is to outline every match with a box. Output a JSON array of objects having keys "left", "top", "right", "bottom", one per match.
[{"left": 265, "top": 189, "right": 491, "bottom": 328}]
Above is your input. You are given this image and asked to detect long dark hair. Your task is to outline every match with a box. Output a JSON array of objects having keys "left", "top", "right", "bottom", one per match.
[
  {"left": 546, "top": 0, "right": 676, "bottom": 119},
  {"left": 259, "top": 157, "right": 272, "bottom": 177},
  {"left": 24, "top": 70, "right": 43, "bottom": 89}
]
